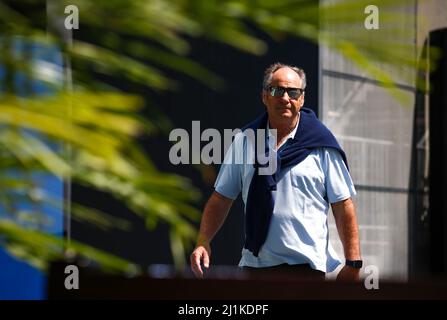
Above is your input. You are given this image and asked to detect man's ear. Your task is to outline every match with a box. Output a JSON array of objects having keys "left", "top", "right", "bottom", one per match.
[
  {"left": 261, "top": 91, "right": 268, "bottom": 106},
  {"left": 300, "top": 92, "right": 305, "bottom": 106}
]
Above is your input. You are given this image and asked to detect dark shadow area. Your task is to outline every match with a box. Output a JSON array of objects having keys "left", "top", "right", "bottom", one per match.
[
  {"left": 409, "top": 28, "right": 447, "bottom": 280},
  {"left": 48, "top": 261, "right": 447, "bottom": 300}
]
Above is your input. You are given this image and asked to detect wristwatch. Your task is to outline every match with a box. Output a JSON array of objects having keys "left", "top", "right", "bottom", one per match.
[{"left": 345, "top": 259, "right": 363, "bottom": 269}]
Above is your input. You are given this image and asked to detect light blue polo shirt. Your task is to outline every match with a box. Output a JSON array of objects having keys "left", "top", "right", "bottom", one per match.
[{"left": 214, "top": 120, "right": 356, "bottom": 273}]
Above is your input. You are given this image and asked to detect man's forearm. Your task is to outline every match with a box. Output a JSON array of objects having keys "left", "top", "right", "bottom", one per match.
[
  {"left": 197, "top": 191, "right": 233, "bottom": 246},
  {"left": 332, "top": 198, "right": 361, "bottom": 260}
]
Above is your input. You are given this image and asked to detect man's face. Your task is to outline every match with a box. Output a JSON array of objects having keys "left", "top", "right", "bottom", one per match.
[{"left": 262, "top": 67, "right": 305, "bottom": 124}]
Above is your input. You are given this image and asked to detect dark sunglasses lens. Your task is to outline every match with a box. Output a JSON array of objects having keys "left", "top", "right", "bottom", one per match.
[
  {"left": 270, "top": 87, "right": 302, "bottom": 99},
  {"left": 271, "top": 87, "right": 285, "bottom": 97},
  {"left": 287, "top": 89, "right": 300, "bottom": 99}
]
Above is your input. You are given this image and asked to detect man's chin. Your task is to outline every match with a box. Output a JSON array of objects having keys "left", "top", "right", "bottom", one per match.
[{"left": 278, "top": 110, "right": 294, "bottom": 118}]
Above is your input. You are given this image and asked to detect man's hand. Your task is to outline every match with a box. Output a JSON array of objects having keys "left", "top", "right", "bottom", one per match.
[
  {"left": 190, "top": 243, "right": 211, "bottom": 279},
  {"left": 336, "top": 265, "right": 361, "bottom": 282},
  {"left": 189, "top": 192, "right": 233, "bottom": 279}
]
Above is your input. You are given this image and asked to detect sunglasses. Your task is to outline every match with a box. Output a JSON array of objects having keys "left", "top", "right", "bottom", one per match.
[{"left": 267, "top": 86, "right": 304, "bottom": 100}]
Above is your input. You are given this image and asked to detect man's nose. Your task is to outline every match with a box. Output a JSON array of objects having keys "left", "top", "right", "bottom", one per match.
[{"left": 280, "top": 91, "right": 291, "bottom": 101}]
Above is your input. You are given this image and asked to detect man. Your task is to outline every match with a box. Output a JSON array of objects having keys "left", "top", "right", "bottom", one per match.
[{"left": 190, "top": 63, "right": 362, "bottom": 281}]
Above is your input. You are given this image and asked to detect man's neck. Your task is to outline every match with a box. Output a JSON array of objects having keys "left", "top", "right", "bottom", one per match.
[{"left": 268, "top": 113, "right": 300, "bottom": 148}]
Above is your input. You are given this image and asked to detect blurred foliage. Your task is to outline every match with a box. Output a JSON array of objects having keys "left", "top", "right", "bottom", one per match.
[{"left": 0, "top": 0, "right": 437, "bottom": 274}]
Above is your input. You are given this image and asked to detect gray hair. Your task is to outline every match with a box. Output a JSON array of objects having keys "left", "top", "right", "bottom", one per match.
[{"left": 262, "top": 62, "right": 306, "bottom": 90}]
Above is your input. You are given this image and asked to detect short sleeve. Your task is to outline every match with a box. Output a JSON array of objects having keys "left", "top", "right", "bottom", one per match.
[
  {"left": 324, "top": 148, "right": 357, "bottom": 203},
  {"left": 214, "top": 136, "right": 243, "bottom": 200}
]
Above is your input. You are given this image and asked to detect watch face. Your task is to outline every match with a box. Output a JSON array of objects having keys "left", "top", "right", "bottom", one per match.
[{"left": 346, "top": 260, "right": 363, "bottom": 268}]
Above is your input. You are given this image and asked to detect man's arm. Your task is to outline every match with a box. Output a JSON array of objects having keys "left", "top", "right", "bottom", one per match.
[
  {"left": 331, "top": 197, "right": 362, "bottom": 281},
  {"left": 190, "top": 191, "right": 233, "bottom": 278}
]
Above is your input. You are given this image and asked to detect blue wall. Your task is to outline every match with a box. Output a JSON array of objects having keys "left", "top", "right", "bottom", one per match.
[{"left": 0, "top": 41, "right": 64, "bottom": 300}]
